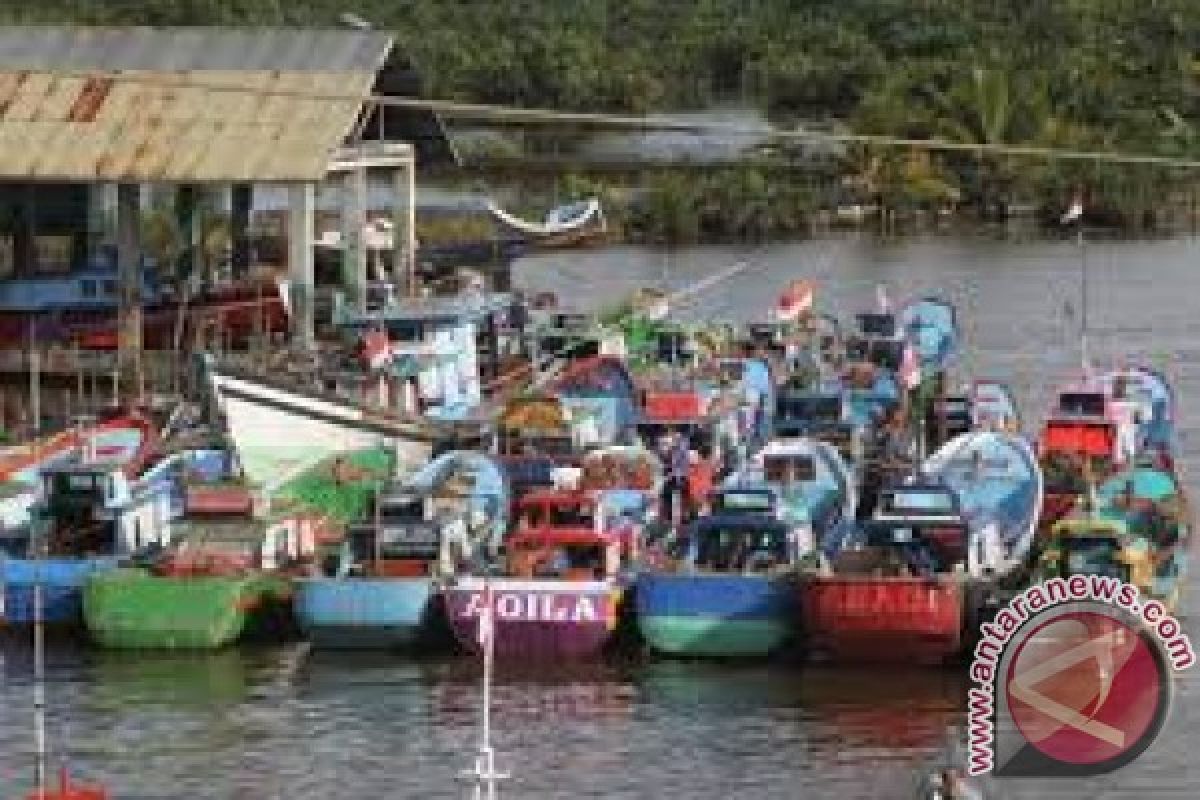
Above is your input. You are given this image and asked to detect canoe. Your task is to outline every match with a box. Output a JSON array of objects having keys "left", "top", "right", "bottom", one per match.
[{"left": 83, "top": 568, "right": 292, "bottom": 649}]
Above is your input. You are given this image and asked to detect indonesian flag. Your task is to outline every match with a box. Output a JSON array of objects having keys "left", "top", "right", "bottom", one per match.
[
  {"left": 875, "top": 284, "right": 891, "bottom": 313},
  {"left": 358, "top": 327, "right": 391, "bottom": 370},
  {"left": 1061, "top": 195, "right": 1084, "bottom": 224},
  {"left": 899, "top": 343, "right": 922, "bottom": 390},
  {"left": 773, "top": 280, "right": 815, "bottom": 322},
  {"left": 477, "top": 581, "right": 495, "bottom": 649}
]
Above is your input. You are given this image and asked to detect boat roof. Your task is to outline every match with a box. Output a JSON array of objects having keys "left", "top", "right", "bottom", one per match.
[
  {"left": 518, "top": 488, "right": 601, "bottom": 509},
  {"left": 508, "top": 528, "right": 615, "bottom": 548},
  {"left": 339, "top": 291, "right": 513, "bottom": 327}
]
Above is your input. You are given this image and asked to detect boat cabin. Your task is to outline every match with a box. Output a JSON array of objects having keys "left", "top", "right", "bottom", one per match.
[
  {"left": 158, "top": 512, "right": 321, "bottom": 575},
  {"left": 775, "top": 391, "right": 844, "bottom": 434},
  {"left": 513, "top": 488, "right": 642, "bottom": 562},
  {"left": 684, "top": 515, "right": 794, "bottom": 573},
  {"left": 1042, "top": 517, "right": 1143, "bottom": 585},
  {"left": 1039, "top": 418, "right": 1117, "bottom": 494},
  {"left": 852, "top": 483, "right": 969, "bottom": 575},
  {"left": 506, "top": 528, "right": 622, "bottom": 581},
  {"left": 40, "top": 461, "right": 174, "bottom": 558},
  {"left": 336, "top": 291, "right": 516, "bottom": 417},
  {"left": 341, "top": 473, "right": 494, "bottom": 578}
]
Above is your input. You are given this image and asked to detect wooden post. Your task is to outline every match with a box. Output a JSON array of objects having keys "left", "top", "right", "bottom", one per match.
[
  {"left": 116, "top": 183, "right": 143, "bottom": 404},
  {"left": 28, "top": 340, "right": 40, "bottom": 434}
]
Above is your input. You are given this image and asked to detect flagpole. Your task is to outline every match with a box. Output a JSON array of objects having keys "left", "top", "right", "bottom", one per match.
[{"left": 1078, "top": 222, "right": 1089, "bottom": 373}]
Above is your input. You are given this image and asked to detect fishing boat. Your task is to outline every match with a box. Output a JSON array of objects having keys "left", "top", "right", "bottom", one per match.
[
  {"left": 444, "top": 530, "right": 626, "bottom": 661},
  {"left": 1, "top": 414, "right": 162, "bottom": 628},
  {"left": 82, "top": 513, "right": 309, "bottom": 650},
  {"left": 1036, "top": 378, "right": 1125, "bottom": 533},
  {"left": 922, "top": 430, "right": 1043, "bottom": 581},
  {"left": 635, "top": 486, "right": 802, "bottom": 658},
  {"left": 636, "top": 437, "right": 854, "bottom": 659},
  {"left": 803, "top": 431, "right": 1040, "bottom": 663},
  {"left": 495, "top": 394, "right": 587, "bottom": 502},
  {"left": 1038, "top": 463, "right": 1190, "bottom": 611},
  {"left": 204, "top": 290, "right": 514, "bottom": 488},
  {"left": 802, "top": 482, "right": 970, "bottom": 664},
  {"left": 294, "top": 450, "right": 508, "bottom": 649}
]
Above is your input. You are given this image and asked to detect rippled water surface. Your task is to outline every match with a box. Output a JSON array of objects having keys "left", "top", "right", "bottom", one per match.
[{"left": 1, "top": 231, "right": 1197, "bottom": 798}]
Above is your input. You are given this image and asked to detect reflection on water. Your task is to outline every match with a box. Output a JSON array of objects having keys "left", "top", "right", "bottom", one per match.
[{"left": 1, "top": 232, "right": 1198, "bottom": 798}]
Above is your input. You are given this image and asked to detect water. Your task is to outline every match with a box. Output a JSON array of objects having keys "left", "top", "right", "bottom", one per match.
[{"left": 2, "top": 230, "right": 1198, "bottom": 798}]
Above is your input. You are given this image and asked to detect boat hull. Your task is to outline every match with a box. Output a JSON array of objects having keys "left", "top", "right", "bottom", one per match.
[
  {"left": 443, "top": 580, "right": 620, "bottom": 659},
  {"left": 800, "top": 577, "right": 964, "bottom": 664},
  {"left": 82, "top": 569, "right": 293, "bottom": 650},
  {"left": 1, "top": 558, "right": 117, "bottom": 627},
  {"left": 635, "top": 573, "right": 797, "bottom": 658},
  {"left": 294, "top": 577, "right": 437, "bottom": 649}
]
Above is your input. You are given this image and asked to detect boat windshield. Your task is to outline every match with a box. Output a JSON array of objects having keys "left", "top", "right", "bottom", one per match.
[
  {"left": 713, "top": 490, "right": 775, "bottom": 514},
  {"left": 522, "top": 502, "right": 595, "bottom": 528},
  {"left": 857, "top": 313, "right": 896, "bottom": 338},
  {"left": 764, "top": 455, "right": 817, "bottom": 482},
  {"left": 777, "top": 394, "right": 841, "bottom": 423},
  {"left": 1062, "top": 536, "right": 1129, "bottom": 581},
  {"left": 878, "top": 489, "right": 957, "bottom": 516},
  {"left": 1059, "top": 392, "right": 1106, "bottom": 417},
  {"left": 695, "top": 526, "right": 789, "bottom": 571}
]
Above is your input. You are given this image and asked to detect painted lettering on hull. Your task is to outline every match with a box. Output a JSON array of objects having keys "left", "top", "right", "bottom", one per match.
[{"left": 458, "top": 590, "right": 610, "bottom": 623}]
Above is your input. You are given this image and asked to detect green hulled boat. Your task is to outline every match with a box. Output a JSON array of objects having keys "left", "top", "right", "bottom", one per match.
[{"left": 83, "top": 567, "right": 293, "bottom": 650}]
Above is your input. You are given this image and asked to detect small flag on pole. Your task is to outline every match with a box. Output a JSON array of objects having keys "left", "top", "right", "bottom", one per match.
[{"left": 1061, "top": 195, "right": 1084, "bottom": 225}]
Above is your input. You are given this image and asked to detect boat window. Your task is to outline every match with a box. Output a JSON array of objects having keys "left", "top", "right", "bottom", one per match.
[
  {"left": 715, "top": 490, "right": 774, "bottom": 514},
  {"left": 380, "top": 497, "right": 424, "bottom": 522},
  {"left": 881, "top": 489, "right": 956, "bottom": 515},
  {"left": 1059, "top": 392, "right": 1106, "bottom": 417},
  {"left": 80, "top": 280, "right": 97, "bottom": 298},
  {"left": 857, "top": 313, "right": 896, "bottom": 338},
  {"left": 548, "top": 504, "right": 594, "bottom": 527},
  {"left": 102, "top": 279, "right": 117, "bottom": 296},
  {"left": 868, "top": 340, "right": 904, "bottom": 371},
  {"left": 764, "top": 455, "right": 816, "bottom": 482},
  {"left": 1064, "top": 537, "right": 1129, "bottom": 581},
  {"left": 67, "top": 473, "right": 96, "bottom": 490},
  {"left": 695, "top": 527, "right": 787, "bottom": 571},
  {"left": 777, "top": 394, "right": 841, "bottom": 422}
]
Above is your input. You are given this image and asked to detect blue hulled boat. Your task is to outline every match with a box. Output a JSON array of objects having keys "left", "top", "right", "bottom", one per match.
[
  {"left": 294, "top": 450, "right": 508, "bottom": 649},
  {"left": 636, "top": 438, "right": 855, "bottom": 658}
]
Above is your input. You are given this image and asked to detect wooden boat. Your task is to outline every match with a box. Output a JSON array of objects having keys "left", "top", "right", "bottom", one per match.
[
  {"left": 921, "top": 430, "right": 1043, "bottom": 580},
  {"left": 81, "top": 499, "right": 316, "bottom": 649},
  {"left": 1038, "top": 463, "right": 1191, "bottom": 611},
  {"left": 803, "top": 431, "right": 1041, "bottom": 663},
  {"left": 444, "top": 531, "right": 625, "bottom": 660},
  {"left": 636, "top": 488, "right": 802, "bottom": 658},
  {"left": 801, "top": 482, "right": 969, "bottom": 664},
  {"left": 1, "top": 415, "right": 162, "bottom": 627},
  {"left": 637, "top": 435, "right": 855, "bottom": 659},
  {"left": 1036, "top": 378, "right": 1126, "bottom": 533},
  {"left": 294, "top": 450, "right": 508, "bottom": 649},
  {"left": 726, "top": 437, "right": 858, "bottom": 548},
  {"left": 486, "top": 197, "right": 609, "bottom": 249}
]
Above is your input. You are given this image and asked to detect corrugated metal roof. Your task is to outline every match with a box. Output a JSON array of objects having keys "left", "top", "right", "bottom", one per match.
[
  {"left": 0, "top": 27, "right": 393, "bottom": 182},
  {"left": 0, "top": 27, "right": 393, "bottom": 72}
]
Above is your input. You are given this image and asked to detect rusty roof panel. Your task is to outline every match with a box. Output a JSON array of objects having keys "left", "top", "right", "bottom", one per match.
[{"left": 0, "top": 28, "right": 390, "bottom": 182}]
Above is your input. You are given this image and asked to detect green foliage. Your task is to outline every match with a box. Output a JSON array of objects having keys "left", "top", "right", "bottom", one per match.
[{"left": 11, "top": 0, "right": 1200, "bottom": 219}]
